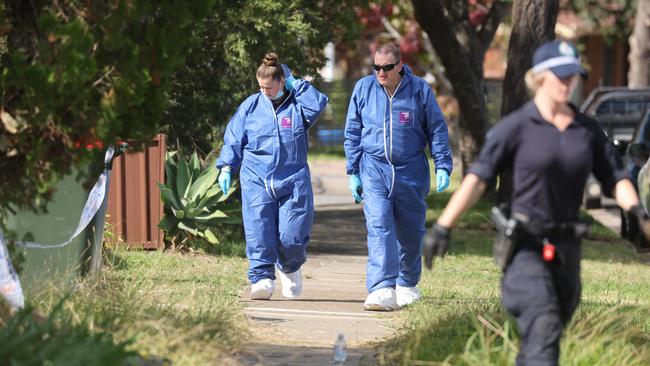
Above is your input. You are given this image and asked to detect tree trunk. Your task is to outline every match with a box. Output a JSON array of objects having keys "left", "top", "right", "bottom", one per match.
[
  {"left": 501, "top": 0, "right": 559, "bottom": 116},
  {"left": 412, "top": 0, "right": 504, "bottom": 173},
  {"left": 628, "top": 0, "right": 650, "bottom": 88},
  {"left": 498, "top": 0, "right": 558, "bottom": 206}
]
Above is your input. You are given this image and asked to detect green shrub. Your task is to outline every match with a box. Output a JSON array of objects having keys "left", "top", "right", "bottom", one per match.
[
  {"left": 158, "top": 150, "right": 241, "bottom": 248},
  {"left": 0, "top": 304, "right": 136, "bottom": 365}
]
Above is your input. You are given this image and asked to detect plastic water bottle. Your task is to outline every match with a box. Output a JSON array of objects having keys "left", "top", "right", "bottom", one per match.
[{"left": 333, "top": 333, "right": 348, "bottom": 364}]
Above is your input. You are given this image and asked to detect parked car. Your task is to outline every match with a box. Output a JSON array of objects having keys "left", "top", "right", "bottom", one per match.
[
  {"left": 581, "top": 87, "right": 650, "bottom": 209},
  {"left": 580, "top": 87, "right": 650, "bottom": 143},
  {"left": 619, "top": 108, "right": 650, "bottom": 250}
]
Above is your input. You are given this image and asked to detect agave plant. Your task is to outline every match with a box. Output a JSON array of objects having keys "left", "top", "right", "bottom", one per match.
[{"left": 157, "top": 150, "right": 240, "bottom": 245}]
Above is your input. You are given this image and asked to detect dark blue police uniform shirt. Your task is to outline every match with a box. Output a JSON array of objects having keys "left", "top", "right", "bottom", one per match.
[{"left": 468, "top": 101, "right": 629, "bottom": 224}]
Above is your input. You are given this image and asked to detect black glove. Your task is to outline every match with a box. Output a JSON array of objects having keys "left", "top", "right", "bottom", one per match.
[
  {"left": 423, "top": 224, "right": 451, "bottom": 270},
  {"left": 628, "top": 204, "right": 650, "bottom": 240}
]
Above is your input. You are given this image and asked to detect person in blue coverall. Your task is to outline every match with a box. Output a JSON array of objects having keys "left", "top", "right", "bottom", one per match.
[
  {"left": 216, "top": 53, "right": 328, "bottom": 300},
  {"left": 344, "top": 43, "right": 453, "bottom": 311}
]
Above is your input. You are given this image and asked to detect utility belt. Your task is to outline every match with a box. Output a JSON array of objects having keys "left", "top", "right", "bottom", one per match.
[{"left": 491, "top": 206, "right": 591, "bottom": 271}]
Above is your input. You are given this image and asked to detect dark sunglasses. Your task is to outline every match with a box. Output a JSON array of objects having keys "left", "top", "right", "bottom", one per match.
[{"left": 372, "top": 63, "right": 398, "bottom": 72}]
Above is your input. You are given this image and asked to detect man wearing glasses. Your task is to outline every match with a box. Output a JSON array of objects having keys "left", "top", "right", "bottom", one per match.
[{"left": 344, "top": 43, "right": 453, "bottom": 311}]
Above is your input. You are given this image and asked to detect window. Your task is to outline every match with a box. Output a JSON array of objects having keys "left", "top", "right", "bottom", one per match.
[
  {"left": 596, "top": 101, "right": 611, "bottom": 115},
  {"left": 611, "top": 100, "right": 626, "bottom": 115},
  {"left": 628, "top": 100, "right": 645, "bottom": 115}
]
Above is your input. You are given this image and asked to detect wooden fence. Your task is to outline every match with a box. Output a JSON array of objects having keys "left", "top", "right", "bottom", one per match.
[{"left": 106, "top": 134, "right": 166, "bottom": 249}]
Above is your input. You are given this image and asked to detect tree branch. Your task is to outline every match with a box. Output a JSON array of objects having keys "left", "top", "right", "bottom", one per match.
[
  {"left": 92, "top": 66, "right": 115, "bottom": 88},
  {"left": 413, "top": 0, "right": 466, "bottom": 62},
  {"left": 380, "top": 16, "right": 401, "bottom": 39},
  {"left": 478, "top": 1, "right": 505, "bottom": 53}
]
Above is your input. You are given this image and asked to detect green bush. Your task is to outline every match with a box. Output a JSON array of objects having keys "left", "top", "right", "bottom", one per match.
[
  {"left": 157, "top": 150, "right": 241, "bottom": 248},
  {"left": 0, "top": 304, "right": 136, "bottom": 366}
]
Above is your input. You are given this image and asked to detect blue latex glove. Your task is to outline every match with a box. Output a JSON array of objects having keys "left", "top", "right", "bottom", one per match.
[
  {"left": 218, "top": 169, "right": 231, "bottom": 195},
  {"left": 349, "top": 174, "right": 363, "bottom": 203},
  {"left": 436, "top": 169, "right": 450, "bottom": 192},
  {"left": 281, "top": 64, "right": 297, "bottom": 91}
]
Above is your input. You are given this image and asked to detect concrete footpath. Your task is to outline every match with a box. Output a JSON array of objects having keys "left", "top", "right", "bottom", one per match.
[{"left": 235, "top": 160, "right": 399, "bottom": 366}]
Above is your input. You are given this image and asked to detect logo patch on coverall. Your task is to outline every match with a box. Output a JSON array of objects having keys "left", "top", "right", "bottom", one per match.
[
  {"left": 281, "top": 117, "right": 292, "bottom": 129},
  {"left": 399, "top": 111, "right": 410, "bottom": 125}
]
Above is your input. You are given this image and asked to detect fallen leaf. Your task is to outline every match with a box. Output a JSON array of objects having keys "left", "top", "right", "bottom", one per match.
[{"left": 1, "top": 110, "right": 18, "bottom": 134}]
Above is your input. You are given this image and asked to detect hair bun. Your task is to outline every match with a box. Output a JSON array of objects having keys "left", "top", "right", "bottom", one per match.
[{"left": 263, "top": 52, "right": 279, "bottom": 67}]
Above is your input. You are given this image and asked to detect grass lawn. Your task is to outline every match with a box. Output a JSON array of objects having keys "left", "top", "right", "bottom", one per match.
[
  {"left": 18, "top": 242, "right": 249, "bottom": 365},
  {"left": 372, "top": 188, "right": 650, "bottom": 366}
]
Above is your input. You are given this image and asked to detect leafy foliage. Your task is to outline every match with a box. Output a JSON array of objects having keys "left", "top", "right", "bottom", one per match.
[
  {"left": 158, "top": 150, "right": 240, "bottom": 247},
  {"left": 0, "top": 1, "right": 214, "bottom": 219},
  {"left": 0, "top": 304, "right": 137, "bottom": 365},
  {"left": 563, "top": 0, "right": 638, "bottom": 39},
  {"left": 0, "top": 0, "right": 365, "bottom": 218},
  {"left": 162, "top": 0, "right": 364, "bottom": 154}
]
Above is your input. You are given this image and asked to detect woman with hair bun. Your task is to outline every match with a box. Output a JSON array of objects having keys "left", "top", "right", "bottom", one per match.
[{"left": 216, "top": 52, "right": 328, "bottom": 300}]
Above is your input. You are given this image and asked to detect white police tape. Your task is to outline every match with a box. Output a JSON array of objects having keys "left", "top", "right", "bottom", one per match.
[
  {"left": 0, "top": 231, "right": 24, "bottom": 310},
  {"left": 16, "top": 146, "right": 115, "bottom": 250}
]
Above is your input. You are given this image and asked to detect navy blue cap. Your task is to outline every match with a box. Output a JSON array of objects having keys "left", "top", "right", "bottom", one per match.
[{"left": 532, "top": 40, "right": 586, "bottom": 79}]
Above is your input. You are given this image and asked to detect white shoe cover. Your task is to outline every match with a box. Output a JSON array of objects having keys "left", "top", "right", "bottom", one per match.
[
  {"left": 277, "top": 268, "right": 302, "bottom": 298},
  {"left": 250, "top": 278, "right": 274, "bottom": 300},
  {"left": 363, "top": 287, "right": 398, "bottom": 311},
  {"left": 396, "top": 285, "right": 422, "bottom": 307}
]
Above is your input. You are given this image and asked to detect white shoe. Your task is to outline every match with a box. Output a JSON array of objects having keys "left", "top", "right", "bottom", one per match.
[
  {"left": 396, "top": 285, "right": 422, "bottom": 307},
  {"left": 277, "top": 268, "right": 302, "bottom": 298},
  {"left": 250, "top": 279, "right": 274, "bottom": 300},
  {"left": 363, "top": 287, "right": 398, "bottom": 311}
]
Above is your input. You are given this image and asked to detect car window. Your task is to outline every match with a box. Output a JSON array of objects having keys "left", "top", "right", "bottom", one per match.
[
  {"left": 596, "top": 101, "right": 611, "bottom": 115},
  {"left": 611, "top": 100, "right": 626, "bottom": 115},
  {"left": 628, "top": 100, "right": 646, "bottom": 115},
  {"left": 588, "top": 92, "right": 650, "bottom": 118}
]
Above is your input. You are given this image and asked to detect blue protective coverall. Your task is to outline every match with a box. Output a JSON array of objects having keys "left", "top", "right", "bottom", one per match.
[
  {"left": 344, "top": 65, "right": 452, "bottom": 292},
  {"left": 217, "top": 80, "right": 328, "bottom": 283}
]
